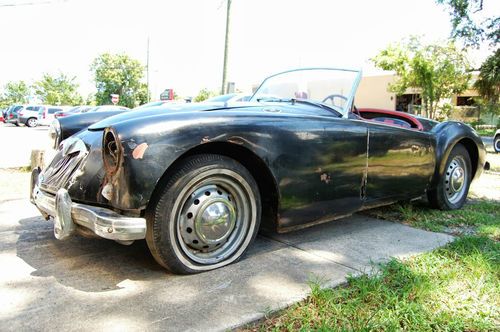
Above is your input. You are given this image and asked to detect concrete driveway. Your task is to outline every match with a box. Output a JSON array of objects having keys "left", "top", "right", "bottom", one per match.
[{"left": 0, "top": 195, "right": 453, "bottom": 331}]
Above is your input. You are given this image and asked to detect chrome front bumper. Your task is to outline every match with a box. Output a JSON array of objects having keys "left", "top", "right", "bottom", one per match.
[{"left": 31, "top": 177, "right": 147, "bottom": 242}]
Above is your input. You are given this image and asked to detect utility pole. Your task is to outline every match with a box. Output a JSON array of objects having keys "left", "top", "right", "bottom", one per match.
[
  {"left": 146, "top": 36, "right": 150, "bottom": 102},
  {"left": 221, "top": 0, "right": 231, "bottom": 95}
]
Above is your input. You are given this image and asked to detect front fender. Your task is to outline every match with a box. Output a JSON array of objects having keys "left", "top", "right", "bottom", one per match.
[
  {"left": 430, "top": 121, "right": 486, "bottom": 188},
  {"left": 104, "top": 112, "right": 284, "bottom": 211}
]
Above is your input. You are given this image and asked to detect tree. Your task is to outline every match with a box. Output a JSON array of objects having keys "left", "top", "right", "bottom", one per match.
[
  {"left": 474, "top": 48, "right": 500, "bottom": 117},
  {"left": 0, "top": 81, "right": 30, "bottom": 108},
  {"left": 436, "top": 0, "right": 499, "bottom": 47},
  {"left": 193, "top": 88, "right": 215, "bottom": 102},
  {"left": 33, "top": 73, "right": 83, "bottom": 106},
  {"left": 91, "top": 53, "right": 148, "bottom": 108},
  {"left": 372, "top": 37, "right": 471, "bottom": 119}
]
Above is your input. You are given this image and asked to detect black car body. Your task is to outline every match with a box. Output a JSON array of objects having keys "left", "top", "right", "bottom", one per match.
[{"left": 31, "top": 68, "right": 487, "bottom": 274}]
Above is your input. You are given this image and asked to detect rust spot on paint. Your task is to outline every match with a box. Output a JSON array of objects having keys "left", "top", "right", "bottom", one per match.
[
  {"left": 132, "top": 143, "right": 149, "bottom": 159},
  {"left": 320, "top": 173, "right": 331, "bottom": 184}
]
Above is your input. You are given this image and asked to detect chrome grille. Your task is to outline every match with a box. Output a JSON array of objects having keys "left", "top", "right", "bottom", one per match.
[{"left": 41, "top": 138, "right": 88, "bottom": 193}]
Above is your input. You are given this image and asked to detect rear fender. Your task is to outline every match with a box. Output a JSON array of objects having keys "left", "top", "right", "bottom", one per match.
[{"left": 430, "top": 121, "right": 486, "bottom": 188}]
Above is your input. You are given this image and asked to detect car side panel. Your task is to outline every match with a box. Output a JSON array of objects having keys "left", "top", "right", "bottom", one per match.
[{"left": 364, "top": 121, "right": 435, "bottom": 204}]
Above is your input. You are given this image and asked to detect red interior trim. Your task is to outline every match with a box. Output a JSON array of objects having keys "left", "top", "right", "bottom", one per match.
[{"left": 357, "top": 108, "right": 424, "bottom": 131}]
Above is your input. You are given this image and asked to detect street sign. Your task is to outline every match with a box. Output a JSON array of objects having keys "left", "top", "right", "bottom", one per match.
[{"left": 110, "top": 94, "right": 119, "bottom": 105}]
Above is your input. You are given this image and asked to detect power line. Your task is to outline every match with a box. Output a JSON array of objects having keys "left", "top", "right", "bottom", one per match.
[{"left": 0, "top": 0, "right": 68, "bottom": 8}]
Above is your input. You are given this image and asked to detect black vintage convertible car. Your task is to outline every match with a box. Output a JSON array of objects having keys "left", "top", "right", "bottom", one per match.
[{"left": 31, "top": 68, "right": 487, "bottom": 274}]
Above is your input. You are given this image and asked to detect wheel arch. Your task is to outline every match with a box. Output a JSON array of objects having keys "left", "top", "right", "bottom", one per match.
[
  {"left": 145, "top": 141, "right": 280, "bottom": 233},
  {"left": 455, "top": 137, "right": 479, "bottom": 180},
  {"left": 431, "top": 121, "right": 486, "bottom": 189}
]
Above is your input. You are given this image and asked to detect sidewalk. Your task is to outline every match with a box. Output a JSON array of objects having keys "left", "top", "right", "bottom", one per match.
[{"left": 0, "top": 197, "right": 453, "bottom": 331}]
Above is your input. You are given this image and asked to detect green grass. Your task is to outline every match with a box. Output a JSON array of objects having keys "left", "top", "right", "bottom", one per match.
[
  {"left": 365, "top": 200, "right": 500, "bottom": 240},
  {"left": 248, "top": 236, "right": 499, "bottom": 332},
  {"left": 246, "top": 201, "right": 500, "bottom": 331},
  {"left": 476, "top": 128, "right": 497, "bottom": 137}
]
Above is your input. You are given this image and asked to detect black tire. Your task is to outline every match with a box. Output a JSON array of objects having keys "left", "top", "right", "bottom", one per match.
[
  {"left": 26, "top": 117, "right": 38, "bottom": 127},
  {"left": 428, "top": 144, "right": 472, "bottom": 210},
  {"left": 146, "top": 154, "right": 261, "bottom": 274},
  {"left": 14, "top": 122, "right": 19, "bottom": 127},
  {"left": 494, "top": 135, "right": 500, "bottom": 153}
]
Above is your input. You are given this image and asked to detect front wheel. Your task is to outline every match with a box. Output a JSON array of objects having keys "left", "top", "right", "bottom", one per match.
[
  {"left": 428, "top": 144, "right": 471, "bottom": 210},
  {"left": 146, "top": 154, "right": 261, "bottom": 274}
]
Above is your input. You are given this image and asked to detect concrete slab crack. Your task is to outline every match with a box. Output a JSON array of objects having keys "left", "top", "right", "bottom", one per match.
[{"left": 260, "top": 234, "right": 362, "bottom": 273}]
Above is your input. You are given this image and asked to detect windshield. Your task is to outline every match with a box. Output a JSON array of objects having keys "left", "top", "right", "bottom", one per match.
[{"left": 251, "top": 68, "right": 361, "bottom": 117}]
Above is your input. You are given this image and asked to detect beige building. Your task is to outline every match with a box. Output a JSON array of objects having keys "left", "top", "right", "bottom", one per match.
[
  {"left": 355, "top": 75, "right": 398, "bottom": 110},
  {"left": 355, "top": 74, "right": 479, "bottom": 117}
]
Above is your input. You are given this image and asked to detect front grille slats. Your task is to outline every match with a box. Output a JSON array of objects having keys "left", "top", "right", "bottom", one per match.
[{"left": 41, "top": 151, "right": 87, "bottom": 193}]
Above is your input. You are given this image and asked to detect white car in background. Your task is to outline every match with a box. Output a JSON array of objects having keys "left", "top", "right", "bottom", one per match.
[
  {"left": 17, "top": 105, "right": 42, "bottom": 127},
  {"left": 494, "top": 129, "right": 500, "bottom": 153},
  {"left": 37, "top": 106, "right": 71, "bottom": 126}
]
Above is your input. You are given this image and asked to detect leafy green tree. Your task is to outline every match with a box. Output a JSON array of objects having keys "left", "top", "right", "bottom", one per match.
[
  {"left": 33, "top": 73, "right": 83, "bottom": 105},
  {"left": 372, "top": 37, "right": 471, "bottom": 119},
  {"left": 437, "top": 0, "right": 499, "bottom": 47},
  {"left": 91, "top": 53, "right": 148, "bottom": 108},
  {"left": 0, "top": 81, "right": 30, "bottom": 108},
  {"left": 193, "top": 88, "right": 215, "bottom": 102},
  {"left": 474, "top": 49, "right": 499, "bottom": 118}
]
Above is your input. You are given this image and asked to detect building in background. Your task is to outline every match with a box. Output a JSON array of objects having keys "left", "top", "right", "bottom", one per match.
[{"left": 355, "top": 74, "right": 488, "bottom": 123}]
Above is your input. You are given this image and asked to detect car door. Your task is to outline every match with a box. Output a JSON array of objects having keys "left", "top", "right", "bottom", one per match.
[
  {"left": 364, "top": 122, "right": 435, "bottom": 204},
  {"left": 277, "top": 117, "right": 368, "bottom": 230}
]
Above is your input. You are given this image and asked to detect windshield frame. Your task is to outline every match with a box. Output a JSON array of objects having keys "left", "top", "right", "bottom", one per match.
[{"left": 250, "top": 67, "right": 362, "bottom": 118}]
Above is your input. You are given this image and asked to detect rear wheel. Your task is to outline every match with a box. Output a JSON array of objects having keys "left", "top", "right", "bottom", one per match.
[
  {"left": 26, "top": 117, "right": 38, "bottom": 127},
  {"left": 146, "top": 154, "right": 261, "bottom": 274},
  {"left": 428, "top": 144, "right": 471, "bottom": 210}
]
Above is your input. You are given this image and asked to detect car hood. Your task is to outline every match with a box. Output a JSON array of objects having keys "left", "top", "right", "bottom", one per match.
[{"left": 88, "top": 102, "right": 257, "bottom": 130}]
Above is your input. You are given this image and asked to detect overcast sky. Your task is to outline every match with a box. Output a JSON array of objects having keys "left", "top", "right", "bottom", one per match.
[{"left": 0, "top": 0, "right": 497, "bottom": 99}]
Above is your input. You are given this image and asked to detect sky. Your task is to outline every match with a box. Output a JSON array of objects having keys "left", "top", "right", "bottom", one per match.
[{"left": 0, "top": 0, "right": 498, "bottom": 99}]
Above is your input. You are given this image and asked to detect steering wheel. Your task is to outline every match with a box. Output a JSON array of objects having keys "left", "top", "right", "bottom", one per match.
[{"left": 322, "top": 94, "right": 348, "bottom": 108}]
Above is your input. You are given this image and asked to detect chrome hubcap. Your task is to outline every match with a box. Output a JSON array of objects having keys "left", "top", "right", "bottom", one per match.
[
  {"left": 197, "top": 200, "right": 236, "bottom": 243},
  {"left": 180, "top": 185, "right": 237, "bottom": 251},
  {"left": 173, "top": 169, "right": 256, "bottom": 266},
  {"left": 450, "top": 167, "right": 464, "bottom": 192},
  {"left": 445, "top": 156, "right": 468, "bottom": 204},
  {"left": 28, "top": 118, "right": 37, "bottom": 127}
]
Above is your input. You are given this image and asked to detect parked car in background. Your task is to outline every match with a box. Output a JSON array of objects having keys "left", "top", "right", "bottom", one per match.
[
  {"left": 37, "top": 106, "right": 71, "bottom": 126},
  {"left": 203, "top": 93, "right": 252, "bottom": 104},
  {"left": 18, "top": 105, "right": 43, "bottom": 127},
  {"left": 135, "top": 101, "right": 171, "bottom": 109},
  {"left": 48, "top": 107, "right": 131, "bottom": 148},
  {"left": 5, "top": 105, "right": 23, "bottom": 126},
  {"left": 494, "top": 129, "right": 500, "bottom": 153},
  {"left": 88, "top": 105, "right": 130, "bottom": 112},
  {"left": 54, "top": 106, "right": 93, "bottom": 118}
]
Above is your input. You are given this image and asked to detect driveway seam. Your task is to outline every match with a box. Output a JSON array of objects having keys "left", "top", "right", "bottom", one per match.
[{"left": 260, "top": 234, "right": 362, "bottom": 273}]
